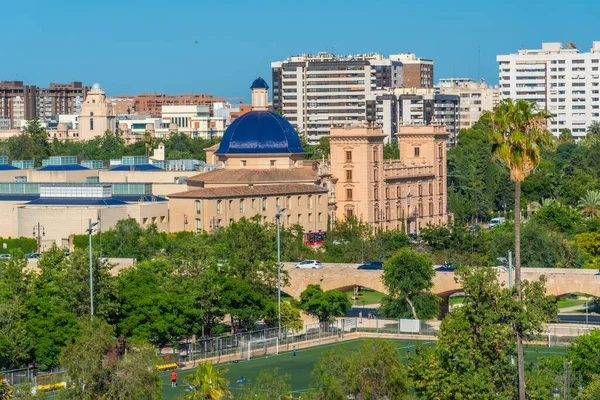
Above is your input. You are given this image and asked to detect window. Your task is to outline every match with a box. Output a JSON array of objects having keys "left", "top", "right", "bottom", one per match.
[
  {"left": 414, "top": 147, "right": 420, "bottom": 157},
  {"left": 86, "top": 176, "right": 99, "bottom": 183},
  {"left": 308, "top": 213, "right": 312, "bottom": 223},
  {"left": 439, "top": 200, "right": 443, "bottom": 214},
  {"left": 90, "top": 118, "right": 94, "bottom": 131},
  {"left": 385, "top": 187, "right": 389, "bottom": 198},
  {"left": 14, "top": 176, "right": 27, "bottom": 183},
  {"left": 262, "top": 198, "right": 267, "bottom": 211},
  {"left": 345, "top": 151, "right": 352, "bottom": 162},
  {"left": 270, "top": 160, "right": 276, "bottom": 167},
  {"left": 396, "top": 186, "right": 401, "bottom": 198},
  {"left": 252, "top": 199, "right": 255, "bottom": 209},
  {"left": 239, "top": 199, "right": 244, "bottom": 213},
  {"left": 374, "top": 187, "right": 378, "bottom": 200},
  {"left": 217, "top": 200, "right": 221, "bottom": 214},
  {"left": 429, "top": 183, "right": 433, "bottom": 194},
  {"left": 346, "top": 208, "right": 354, "bottom": 218},
  {"left": 429, "top": 203, "right": 433, "bottom": 216},
  {"left": 346, "top": 189, "right": 353, "bottom": 200},
  {"left": 276, "top": 197, "right": 280, "bottom": 207},
  {"left": 228, "top": 200, "right": 233, "bottom": 210},
  {"left": 346, "top": 170, "right": 353, "bottom": 182},
  {"left": 298, "top": 196, "right": 302, "bottom": 206},
  {"left": 308, "top": 195, "right": 313, "bottom": 207},
  {"left": 318, "top": 212, "right": 322, "bottom": 222},
  {"left": 287, "top": 196, "right": 292, "bottom": 209},
  {"left": 196, "top": 219, "right": 201, "bottom": 232},
  {"left": 318, "top": 195, "right": 322, "bottom": 205},
  {"left": 195, "top": 200, "right": 201, "bottom": 214},
  {"left": 241, "top": 160, "right": 247, "bottom": 167},
  {"left": 418, "top": 185, "right": 422, "bottom": 196},
  {"left": 298, "top": 214, "right": 302, "bottom": 223},
  {"left": 439, "top": 146, "right": 443, "bottom": 158},
  {"left": 373, "top": 148, "right": 378, "bottom": 162}
]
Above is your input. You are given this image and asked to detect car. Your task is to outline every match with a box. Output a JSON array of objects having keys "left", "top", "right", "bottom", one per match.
[
  {"left": 295, "top": 260, "right": 323, "bottom": 269},
  {"left": 357, "top": 261, "right": 384, "bottom": 270},
  {"left": 436, "top": 262, "right": 454, "bottom": 272},
  {"left": 489, "top": 217, "right": 505, "bottom": 228},
  {"left": 0, "top": 254, "right": 12, "bottom": 260},
  {"left": 27, "top": 253, "right": 42, "bottom": 259}
]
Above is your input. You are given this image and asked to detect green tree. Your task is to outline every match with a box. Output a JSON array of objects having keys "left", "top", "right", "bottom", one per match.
[
  {"left": 311, "top": 339, "right": 409, "bottom": 400},
  {"left": 567, "top": 328, "right": 600, "bottom": 385},
  {"left": 117, "top": 259, "right": 194, "bottom": 347},
  {"left": 486, "top": 98, "right": 554, "bottom": 399},
  {"left": 220, "top": 277, "right": 266, "bottom": 331},
  {"left": 559, "top": 128, "right": 574, "bottom": 143},
  {"left": 585, "top": 121, "right": 600, "bottom": 143},
  {"left": 575, "top": 231, "right": 600, "bottom": 268},
  {"left": 299, "top": 285, "right": 350, "bottom": 323},
  {"left": 0, "top": 254, "right": 33, "bottom": 370},
  {"left": 59, "top": 319, "right": 160, "bottom": 400},
  {"left": 264, "top": 301, "right": 303, "bottom": 333},
  {"left": 180, "top": 362, "right": 230, "bottom": 400},
  {"left": 380, "top": 248, "right": 440, "bottom": 319},
  {"left": 383, "top": 141, "right": 400, "bottom": 159},
  {"left": 409, "top": 267, "right": 556, "bottom": 399},
  {"left": 577, "top": 190, "right": 600, "bottom": 218},
  {"left": 236, "top": 369, "right": 291, "bottom": 400}
]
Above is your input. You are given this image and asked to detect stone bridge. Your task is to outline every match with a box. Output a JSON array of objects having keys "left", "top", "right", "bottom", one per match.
[{"left": 282, "top": 263, "right": 600, "bottom": 311}]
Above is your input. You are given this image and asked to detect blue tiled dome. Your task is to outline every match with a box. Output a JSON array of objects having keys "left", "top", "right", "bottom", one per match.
[
  {"left": 250, "top": 77, "right": 269, "bottom": 90},
  {"left": 215, "top": 111, "right": 305, "bottom": 155}
]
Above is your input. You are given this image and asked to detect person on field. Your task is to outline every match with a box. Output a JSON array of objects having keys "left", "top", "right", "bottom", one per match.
[
  {"left": 293, "top": 346, "right": 297, "bottom": 356},
  {"left": 171, "top": 370, "right": 177, "bottom": 387}
]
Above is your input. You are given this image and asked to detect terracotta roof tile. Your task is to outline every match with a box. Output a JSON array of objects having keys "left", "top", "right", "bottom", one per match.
[
  {"left": 169, "top": 183, "right": 328, "bottom": 199},
  {"left": 186, "top": 168, "right": 318, "bottom": 185}
]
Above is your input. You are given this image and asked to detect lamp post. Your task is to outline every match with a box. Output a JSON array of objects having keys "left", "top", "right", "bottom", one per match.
[
  {"left": 32, "top": 223, "right": 45, "bottom": 253},
  {"left": 209, "top": 217, "right": 220, "bottom": 233},
  {"left": 275, "top": 206, "right": 286, "bottom": 339},
  {"left": 86, "top": 219, "right": 99, "bottom": 320},
  {"left": 183, "top": 214, "right": 188, "bottom": 232}
]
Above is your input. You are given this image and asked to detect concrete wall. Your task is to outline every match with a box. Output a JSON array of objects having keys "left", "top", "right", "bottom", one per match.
[
  {"left": 0, "top": 200, "right": 28, "bottom": 237},
  {"left": 125, "top": 202, "right": 169, "bottom": 232}
]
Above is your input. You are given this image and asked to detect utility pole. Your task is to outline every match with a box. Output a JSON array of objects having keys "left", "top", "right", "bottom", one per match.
[
  {"left": 86, "top": 219, "right": 99, "bottom": 320},
  {"left": 32, "top": 223, "right": 45, "bottom": 253},
  {"left": 275, "top": 206, "right": 286, "bottom": 339}
]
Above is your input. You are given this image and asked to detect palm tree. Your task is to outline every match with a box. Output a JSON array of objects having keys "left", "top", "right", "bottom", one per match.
[
  {"left": 142, "top": 131, "right": 154, "bottom": 156},
  {"left": 558, "top": 128, "right": 574, "bottom": 143},
  {"left": 530, "top": 198, "right": 556, "bottom": 213},
  {"left": 181, "top": 361, "right": 231, "bottom": 400},
  {"left": 577, "top": 190, "right": 600, "bottom": 218},
  {"left": 485, "top": 98, "right": 554, "bottom": 400},
  {"left": 586, "top": 121, "right": 600, "bottom": 143}
]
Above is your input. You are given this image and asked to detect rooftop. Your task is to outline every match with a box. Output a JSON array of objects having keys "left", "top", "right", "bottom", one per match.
[
  {"left": 186, "top": 168, "right": 318, "bottom": 186},
  {"left": 169, "top": 183, "right": 328, "bottom": 199}
]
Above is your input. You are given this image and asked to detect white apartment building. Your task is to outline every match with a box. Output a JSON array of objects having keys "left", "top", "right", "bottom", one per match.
[
  {"left": 436, "top": 78, "right": 499, "bottom": 130},
  {"left": 161, "top": 105, "right": 225, "bottom": 140},
  {"left": 271, "top": 53, "right": 403, "bottom": 143},
  {"left": 0, "top": 118, "right": 9, "bottom": 130},
  {"left": 497, "top": 42, "right": 600, "bottom": 138}
]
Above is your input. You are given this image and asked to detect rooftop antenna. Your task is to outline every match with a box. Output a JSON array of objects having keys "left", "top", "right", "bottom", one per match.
[{"left": 477, "top": 45, "right": 481, "bottom": 81}]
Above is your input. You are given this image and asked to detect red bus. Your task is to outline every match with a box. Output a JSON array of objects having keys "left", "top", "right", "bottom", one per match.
[{"left": 304, "top": 230, "right": 326, "bottom": 247}]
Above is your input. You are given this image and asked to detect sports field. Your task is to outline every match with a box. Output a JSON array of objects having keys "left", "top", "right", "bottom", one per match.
[{"left": 160, "top": 338, "right": 567, "bottom": 399}]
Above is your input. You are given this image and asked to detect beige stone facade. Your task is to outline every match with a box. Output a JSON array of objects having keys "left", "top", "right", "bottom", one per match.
[
  {"left": 329, "top": 124, "right": 449, "bottom": 234},
  {"left": 78, "top": 84, "right": 116, "bottom": 141}
]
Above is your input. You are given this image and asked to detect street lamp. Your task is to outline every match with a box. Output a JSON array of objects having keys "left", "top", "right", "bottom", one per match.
[
  {"left": 86, "top": 219, "right": 99, "bottom": 320},
  {"left": 32, "top": 223, "right": 45, "bottom": 253},
  {"left": 275, "top": 206, "right": 286, "bottom": 339}
]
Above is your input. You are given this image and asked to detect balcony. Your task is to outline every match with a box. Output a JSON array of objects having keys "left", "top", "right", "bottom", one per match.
[{"left": 383, "top": 161, "right": 435, "bottom": 180}]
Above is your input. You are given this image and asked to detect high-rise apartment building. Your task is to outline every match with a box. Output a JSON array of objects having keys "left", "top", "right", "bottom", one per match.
[
  {"left": 436, "top": 78, "right": 499, "bottom": 130},
  {"left": 390, "top": 53, "right": 434, "bottom": 88},
  {"left": 271, "top": 53, "right": 404, "bottom": 143},
  {"left": 396, "top": 91, "right": 460, "bottom": 145},
  {"left": 497, "top": 42, "right": 600, "bottom": 138},
  {"left": 0, "top": 81, "right": 89, "bottom": 128},
  {"left": 132, "top": 93, "right": 225, "bottom": 117}
]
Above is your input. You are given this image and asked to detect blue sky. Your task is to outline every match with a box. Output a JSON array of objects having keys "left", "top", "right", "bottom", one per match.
[{"left": 2, "top": 0, "right": 599, "bottom": 100}]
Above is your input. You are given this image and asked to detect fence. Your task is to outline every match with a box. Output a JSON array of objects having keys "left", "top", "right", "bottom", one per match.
[
  {"left": 532, "top": 324, "right": 600, "bottom": 346},
  {"left": 0, "top": 366, "right": 65, "bottom": 387}
]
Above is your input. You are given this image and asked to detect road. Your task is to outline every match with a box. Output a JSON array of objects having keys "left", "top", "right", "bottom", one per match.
[{"left": 558, "top": 314, "right": 600, "bottom": 325}]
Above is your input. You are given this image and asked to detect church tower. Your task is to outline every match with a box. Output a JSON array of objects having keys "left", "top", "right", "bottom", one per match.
[
  {"left": 78, "top": 83, "right": 116, "bottom": 141},
  {"left": 250, "top": 77, "right": 269, "bottom": 111}
]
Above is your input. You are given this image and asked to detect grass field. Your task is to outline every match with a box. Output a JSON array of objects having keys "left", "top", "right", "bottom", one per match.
[
  {"left": 160, "top": 338, "right": 567, "bottom": 399},
  {"left": 344, "top": 288, "right": 386, "bottom": 305}
]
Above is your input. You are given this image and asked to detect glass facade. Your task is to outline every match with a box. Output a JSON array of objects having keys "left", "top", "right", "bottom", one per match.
[
  {"left": 0, "top": 183, "right": 39, "bottom": 194},
  {"left": 42, "top": 156, "right": 78, "bottom": 166},
  {"left": 0, "top": 156, "right": 7, "bottom": 165},
  {"left": 12, "top": 160, "right": 34, "bottom": 169},
  {"left": 81, "top": 160, "right": 104, "bottom": 169},
  {"left": 122, "top": 156, "right": 149, "bottom": 165}
]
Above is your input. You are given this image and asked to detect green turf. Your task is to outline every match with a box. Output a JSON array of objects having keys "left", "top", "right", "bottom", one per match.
[
  {"left": 344, "top": 288, "right": 386, "bottom": 305},
  {"left": 556, "top": 299, "right": 588, "bottom": 309},
  {"left": 160, "top": 338, "right": 567, "bottom": 399},
  {"left": 449, "top": 295, "right": 466, "bottom": 306}
]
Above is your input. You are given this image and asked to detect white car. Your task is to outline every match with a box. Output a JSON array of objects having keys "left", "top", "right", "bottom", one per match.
[{"left": 295, "top": 260, "right": 323, "bottom": 269}]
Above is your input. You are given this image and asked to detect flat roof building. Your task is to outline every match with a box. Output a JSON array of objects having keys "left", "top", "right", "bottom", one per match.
[
  {"left": 497, "top": 42, "right": 600, "bottom": 139},
  {"left": 436, "top": 78, "right": 499, "bottom": 130}
]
